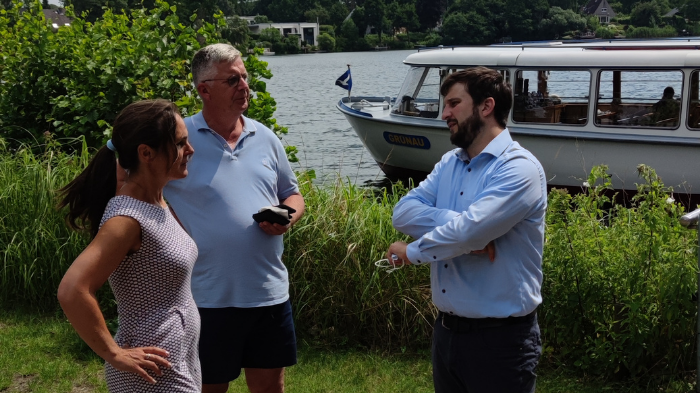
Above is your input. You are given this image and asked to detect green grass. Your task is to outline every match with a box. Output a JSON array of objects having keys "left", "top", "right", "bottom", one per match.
[{"left": 1, "top": 309, "right": 692, "bottom": 393}]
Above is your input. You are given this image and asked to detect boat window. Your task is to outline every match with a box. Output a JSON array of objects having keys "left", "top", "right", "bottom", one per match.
[
  {"left": 596, "top": 70, "right": 683, "bottom": 129},
  {"left": 512, "top": 70, "right": 591, "bottom": 125},
  {"left": 689, "top": 71, "right": 700, "bottom": 130},
  {"left": 393, "top": 67, "right": 441, "bottom": 118},
  {"left": 444, "top": 68, "right": 510, "bottom": 82}
]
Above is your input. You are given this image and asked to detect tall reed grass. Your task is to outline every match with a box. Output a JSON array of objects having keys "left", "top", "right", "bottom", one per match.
[
  {"left": 285, "top": 176, "right": 433, "bottom": 349},
  {"left": 0, "top": 138, "right": 89, "bottom": 308}
]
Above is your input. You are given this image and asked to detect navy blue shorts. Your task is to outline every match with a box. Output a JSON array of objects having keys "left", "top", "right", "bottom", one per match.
[
  {"left": 198, "top": 300, "right": 297, "bottom": 384},
  {"left": 432, "top": 311, "right": 541, "bottom": 393}
]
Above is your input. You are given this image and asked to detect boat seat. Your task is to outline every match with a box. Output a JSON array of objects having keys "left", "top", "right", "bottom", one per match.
[
  {"left": 419, "top": 111, "right": 439, "bottom": 119},
  {"left": 655, "top": 117, "right": 679, "bottom": 127},
  {"left": 689, "top": 105, "right": 700, "bottom": 129}
]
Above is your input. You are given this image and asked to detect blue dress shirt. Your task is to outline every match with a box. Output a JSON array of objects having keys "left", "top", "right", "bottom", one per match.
[{"left": 393, "top": 130, "right": 547, "bottom": 318}]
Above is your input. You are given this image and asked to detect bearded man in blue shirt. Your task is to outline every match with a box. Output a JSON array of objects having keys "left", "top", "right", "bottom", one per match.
[{"left": 386, "top": 66, "right": 546, "bottom": 393}]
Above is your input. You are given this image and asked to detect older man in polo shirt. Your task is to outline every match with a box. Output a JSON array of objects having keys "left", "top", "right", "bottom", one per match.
[
  {"left": 386, "top": 67, "right": 546, "bottom": 393},
  {"left": 164, "top": 43, "right": 305, "bottom": 393}
]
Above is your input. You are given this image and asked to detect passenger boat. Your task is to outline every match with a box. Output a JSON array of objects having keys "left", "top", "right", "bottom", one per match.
[{"left": 336, "top": 39, "right": 700, "bottom": 198}]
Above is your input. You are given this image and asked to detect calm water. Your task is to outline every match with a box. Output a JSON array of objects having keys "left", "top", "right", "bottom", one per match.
[{"left": 263, "top": 50, "right": 415, "bottom": 185}]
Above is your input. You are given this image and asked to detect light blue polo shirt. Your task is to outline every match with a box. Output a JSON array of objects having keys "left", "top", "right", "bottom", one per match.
[{"left": 164, "top": 112, "right": 300, "bottom": 308}]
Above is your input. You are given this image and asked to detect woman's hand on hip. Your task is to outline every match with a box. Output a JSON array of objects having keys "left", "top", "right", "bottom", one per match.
[{"left": 108, "top": 346, "right": 171, "bottom": 384}]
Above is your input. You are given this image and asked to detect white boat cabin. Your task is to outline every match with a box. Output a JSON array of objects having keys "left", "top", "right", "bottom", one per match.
[{"left": 392, "top": 42, "right": 700, "bottom": 136}]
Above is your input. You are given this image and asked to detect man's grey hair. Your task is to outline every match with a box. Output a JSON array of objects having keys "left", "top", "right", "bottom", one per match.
[{"left": 191, "top": 43, "right": 242, "bottom": 86}]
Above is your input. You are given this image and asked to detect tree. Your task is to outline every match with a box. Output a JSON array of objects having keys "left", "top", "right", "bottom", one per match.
[
  {"left": 386, "top": 1, "right": 419, "bottom": 35},
  {"left": 588, "top": 15, "right": 600, "bottom": 31},
  {"left": 336, "top": 17, "right": 359, "bottom": 50},
  {"left": 68, "top": 0, "right": 123, "bottom": 22},
  {"left": 447, "top": 0, "right": 506, "bottom": 42},
  {"left": 539, "top": 6, "right": 587, "bottom": 39},
  {"left": 351, "top": 5, "right": 367, "bottom": 34},
  {"left": 415, "top": 0, "right": 445, "bottom": 30},
  {"left": 253, "top": 0, "right": 301, "bottom": 22},
  {"left": 442, "top": 11, "right": 496, "bottom": 45},
  {"left": 683, "top": 0, "right": 700, "bottom": 22},
  {"left": 630, "top": 1, "right": 663, "bottom": 27},
  {"left": 504, "top": 0, "right": 548, "bottom": 41},
  {"left": 253, "top": 14, "right": 269, "bottom": 23},
  {"left": 42, "top": 0, "right": 49, "bottom": 8},
  {"left": 327, "top": 2, "right": 349, "bottom": 27},
  {"left": 304, "top": 4, "right": 330, "bottom": 24},
  {"left": 221, "top": 16, "right": 250, "bottom": 51},
  {"left": 363, "top": 0, "right": 385, "bottom": 41},
  {"left": 548, "top": 0, "right": 585, "bottom": 10},
  {"left": 318, "top": 32, "right": 335, "bottom": 51},
  {"left": 260, "top": 26, "right": 282, "bottom": 45}
]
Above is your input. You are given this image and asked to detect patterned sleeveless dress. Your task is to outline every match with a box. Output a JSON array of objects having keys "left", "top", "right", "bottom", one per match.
[{"left": 101, "top": 195, "right": 201, "bottom": 392}]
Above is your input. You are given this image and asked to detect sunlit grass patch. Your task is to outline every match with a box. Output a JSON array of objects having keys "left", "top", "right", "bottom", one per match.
[{"left": 0, "top": 309, "right": 106, "bottom": 393}]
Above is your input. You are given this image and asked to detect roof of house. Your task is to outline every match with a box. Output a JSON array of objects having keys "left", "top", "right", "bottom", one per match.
[
  {"left": 42, "top": 9, "right": 71, "bottom": 26},
  {"left": 582, "top": 0, "right": 603, "bottom": 15},
  {"left": 663, "top": 8, "right": 680, "bottom": 18}
]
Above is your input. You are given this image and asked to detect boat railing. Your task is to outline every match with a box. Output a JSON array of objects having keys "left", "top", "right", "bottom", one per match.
[
  {"left": 416, "top": 38, "right": 700, "bottom": 53},
  {"left": 679, "top": 208, "right": 700, "bottom": 392}
]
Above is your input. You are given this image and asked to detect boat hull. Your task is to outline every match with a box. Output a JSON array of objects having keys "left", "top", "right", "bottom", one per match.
[{"left": 339, "top": 101, "right": 700, "bottom": 196}]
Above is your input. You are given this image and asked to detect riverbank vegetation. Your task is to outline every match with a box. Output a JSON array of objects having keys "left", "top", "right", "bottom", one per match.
[
  {"left": 0, "top": 138, "right": 698, "bottom": 389},
  {"left": 17, "top": 0, "right": 700, "bottom": 51}
]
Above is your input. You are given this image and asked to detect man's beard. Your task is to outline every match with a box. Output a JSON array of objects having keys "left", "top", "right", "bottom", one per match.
[{"left": 450, "top": 106, "right": 483, "bottom": 150}]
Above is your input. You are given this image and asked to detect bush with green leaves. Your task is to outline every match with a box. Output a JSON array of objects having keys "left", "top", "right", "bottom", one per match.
[
  {"left": 419, "top": 33, "right": 442, "bottom": 47},
  {"left": 385, "top": 38, "right": 410, "bottom": 50},
  {"left": 0, "top": 0, "right": 220, "bottom": 149},
  {"left": 364, "top": 33, "right": 380, "bottom": 47},
  {"left": 0, "top": 0, "right": 295, "bottom": 160},
  {"left": 259, "top": 26, "right": 282, "bottom": 47},
  {"left": 318, "top": 32, "right": 336, "bottom": 52},
  {"left": 542, "top": 165, "right": 697, "bottom": 378},
  {"left": 271, "top": 35, "right": 301, "bottom": 55},
  {"left": 221, "top": 15, "right": 250, "bottom": 52},
  {"left": 626, "top": 25, "right": 677, "bottom": 38},
  {"left": 595, "top": 26, "right": 616, "bottom": 39},
  {"left": 319, "top": 24, "right": 335, "bottom": 37}
]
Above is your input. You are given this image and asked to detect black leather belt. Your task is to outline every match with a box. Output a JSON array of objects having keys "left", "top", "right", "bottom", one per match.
[{"left": 439, "top": 310, "right": 536, "bottom": 333}]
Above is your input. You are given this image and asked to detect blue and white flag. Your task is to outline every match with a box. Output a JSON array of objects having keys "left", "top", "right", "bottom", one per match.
[{"left": 335, "top": 69, "right": 352, "bottom": 91}]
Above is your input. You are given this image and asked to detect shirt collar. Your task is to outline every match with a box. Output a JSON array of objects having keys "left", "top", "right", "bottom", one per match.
[
  {"left": 455, "top": 129, "right": 512, "bottom": 162},
  {"left": 191, "top": 111, "right": 257, "bottom": 138}
]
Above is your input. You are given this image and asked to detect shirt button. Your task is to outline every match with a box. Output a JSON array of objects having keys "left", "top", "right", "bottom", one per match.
[
  {"left": 433, "top": 256, "right": 436, "bottom": 259},
  {"left": 442, "top": 289, "right": 446, "bottom": 293},
  {"left": 417, "top": 259, "right": 421, "bottom": 263},
  {"left": 468, "top": 168, "right": 471, "bottom": 172},
  {"left": 444, "top": 264, "right": 448, "bottom": 268},
  {"left": 460, "top": 191, "right": 463, "bottom": 195}
]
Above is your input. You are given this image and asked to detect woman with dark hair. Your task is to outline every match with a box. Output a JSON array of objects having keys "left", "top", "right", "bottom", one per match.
[{"left": 57, "top": 99, "right": 200, "bottom": 392}]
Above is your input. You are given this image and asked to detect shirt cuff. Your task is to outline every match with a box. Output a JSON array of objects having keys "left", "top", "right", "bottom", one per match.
[{"left": 406, "top": 242, "right": 428, "bottom": 265}]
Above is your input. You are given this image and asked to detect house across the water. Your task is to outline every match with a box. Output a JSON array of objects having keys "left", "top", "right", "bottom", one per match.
[{"left": 581, "top": 0, "right": 617, "bottom": 24}]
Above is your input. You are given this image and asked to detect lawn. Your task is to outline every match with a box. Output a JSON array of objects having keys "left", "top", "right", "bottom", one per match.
[{"left": 0, "top": 309, "right": 670, "bottom": 393}]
